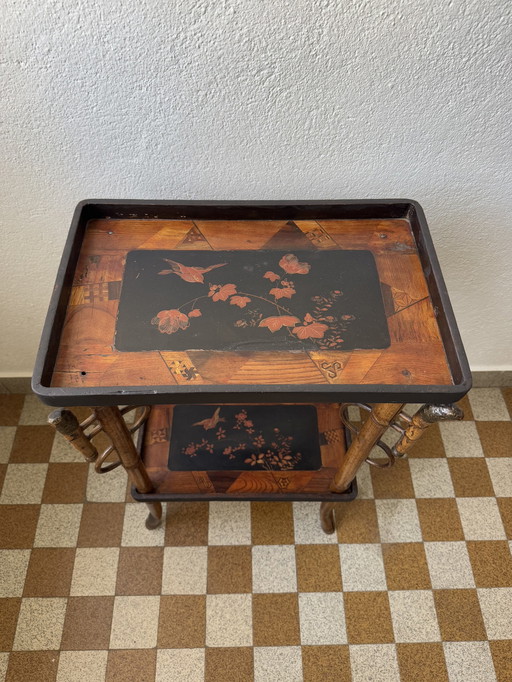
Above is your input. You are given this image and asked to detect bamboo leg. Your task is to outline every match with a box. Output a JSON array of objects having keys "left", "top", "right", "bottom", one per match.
[
  {"left": 48, "top": 409, "right": 98, "bottom": 462},
  {"left": 320, "top": 403, "right": 404, "bottom": 534},
  {"left": 95, "top": 406, "right": 162, "bottom": 530}
]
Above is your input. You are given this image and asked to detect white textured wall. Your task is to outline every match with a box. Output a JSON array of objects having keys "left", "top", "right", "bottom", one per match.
[{"left": 1, "top": 0, "right": 511, "bottom": 374}]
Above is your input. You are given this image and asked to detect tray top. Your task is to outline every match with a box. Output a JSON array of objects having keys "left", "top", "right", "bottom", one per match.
[{"left": 33, "top": 200, "right": 471, "bottom": 405}]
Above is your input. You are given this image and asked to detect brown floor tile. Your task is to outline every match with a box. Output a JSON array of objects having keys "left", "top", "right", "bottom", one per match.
[
  {"left": 501, "top": 388, "right": 512, "bottom": 418},
  {"left": 9, "top": 425, "right": 55, "bottom": 463},
  {"left": 0, "top": 505, "right": 40, "bottom": 548},
  {"left": 251, "top": 501, "right": 295, "bottom": 544},
  {"left": 23, "top": 548, "right": 76, "bottom": 597},
  {"left": 457, "top": 394, "right": 474, "bottom": 421},
  {"left": 302, "top": 645, "right": 351, "bottom": 682},
  {"left": 490, "top": 640, "right": 512, "bottom": 682},
  {"left": 407, "top": 423, "right": 446, "bottom": 458},
  {"left": 207, "top": 546, "right": 252, "bottom": 593},
  {"left": 381, "top": 543, "right": 431, "bottom": 590},
  {"left": 497, "top": 498, "right": 512, "bottom": 539},
  {"left": 370, "top": 459, "right": 415, "bottom": 498},
  {"left": 205, "top": 647, "right": 254, "bottom": 682},
  {"left": 165, "top": 502, "right": 209, "bottom": 546},
  {"left": 396, "top": 643, "right": 448, "bottom": 682},
  {"left": 296, "top": 545, "right": 342, "bottom": 592},
  {"left": 344, "top": 592, "right": 394, "bottom": 644},
  {"left": 0, "top": 395, "right": 24, "bottom": 426},
  {"left": 6, "top": 651, "right": 59, "bottom": 682},
  {"left": 448, "top": 458, "right": 495, "bottom": 496},
  {"left": 477, "top": 422, "right": 512, "bottom": 458},
  {"left": 106, "top": 649, "right": 156, "bottom": 682},
  {"left": 158, "top": 595, "right": 206, "bottom": 648},
  {"left": 433, "top": 589, "right": 486, "bottom": 641},
  {"left": 336, "top": 500, "right": 380, "bottom": 543},
  {"left": 253, "top": 593, "right": 300, "bottom": 646},
  {"left": 116, "top": 547, "right": 163, "bottom": 595},
  {"left": 60, "top": 596, "right": 114, "bottom": 650},
  {"left": 77, "top": 503, "right": 125, "bottom": 547},
  {"left": 467, "top": 540, "right": 512, "bottom": 587},
  {"left": 0, "top": 598, "right": 21, "bottom": 650},
  {"left": 42, "top": 462, "right": 88, "bottom": 503},
  {"left": 416, "top": 499, "right": 464, "bottom": 541}
]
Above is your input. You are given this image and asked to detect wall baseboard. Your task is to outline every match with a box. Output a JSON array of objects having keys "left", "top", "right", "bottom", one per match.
[{"left": 1, "top": 371, "right": 511, "bottom": 396}]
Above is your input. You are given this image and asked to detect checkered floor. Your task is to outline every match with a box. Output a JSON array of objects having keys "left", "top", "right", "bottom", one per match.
[{"left": 0, "top": 390, "right": 511, "bottom": 682}]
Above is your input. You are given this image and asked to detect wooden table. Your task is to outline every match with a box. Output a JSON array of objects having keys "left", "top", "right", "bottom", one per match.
[{"left": 32, "top": 200, "right": 471, "bottom": 534}]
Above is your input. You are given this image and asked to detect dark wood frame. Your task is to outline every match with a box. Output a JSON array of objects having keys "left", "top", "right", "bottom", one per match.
[{"left": 32, "top": 199, "right": 471, "bottom": 407}]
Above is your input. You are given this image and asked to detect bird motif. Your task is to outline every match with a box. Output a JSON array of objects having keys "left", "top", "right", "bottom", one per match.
[
  {"left": 159, "top": 259, "right": 227, "bottom": 283},
  {"left": 193, "top": 407, "right": 225, "bottom": 430}
]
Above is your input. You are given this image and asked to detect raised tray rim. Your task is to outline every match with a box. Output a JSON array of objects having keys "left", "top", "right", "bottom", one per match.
[{"left": 32, "top": 199, "right": 472, "bottom": 406}]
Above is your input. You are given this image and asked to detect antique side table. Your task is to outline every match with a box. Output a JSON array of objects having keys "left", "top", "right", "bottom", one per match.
[{"left": 32, "top": 200, "right": 471, "bottom": 534}]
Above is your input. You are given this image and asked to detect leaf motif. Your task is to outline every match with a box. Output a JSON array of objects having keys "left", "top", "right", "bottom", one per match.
[
  {"left": 279, "top": 253, "right": 311, "bottom": 275},
  {"left": 269, "top": 287, "right": 295, "bottom": 300},
  {"left": 293, "top": 321, "right": 329, "bottom": 339},
  {"left": 259, "top": 315, "right": 300, "bottom": 332},
  {"left": 209, "top": 283, "right": 237, "bottom": 301},
  {"left": 230, "top": 295, "right": 251, "bottom": 308},
  {"left": 151, "top": 309, "right": 189, "bottom": 334},
  {"left": 188, "top": 309, "right": 202, "bottom": 317},
  {"left": 263, "top": 271, "right": 280, "bottom": 282}
]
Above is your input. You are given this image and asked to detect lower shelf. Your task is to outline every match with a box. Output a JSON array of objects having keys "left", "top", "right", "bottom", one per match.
[{"left": 132, "top": 403, "right": 357, "bottom": 502}]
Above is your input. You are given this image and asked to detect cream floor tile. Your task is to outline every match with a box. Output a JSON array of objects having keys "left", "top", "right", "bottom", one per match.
[
  {"left": 252, "top": 545, "right": 297, "bottom": 593},
  {"left": 86, "top": 464, "right": 127, "bottom": 503},
  {"left": 403, "top": 403, "right": 424, "bottom": 417},
  {"left": 34, "top": 504, "right": 83, "bottom": 547},
  {"left": 355, "top": 463, "right": 374, "bottom": 499},
  {"left": 0, "top": 426, "right": 16, "bottom": 463},
  {"left": 376, "top": 500, "right": 422, "bottom": 543},
  {"left": 424, "top": 542, "right": 475, "bottom": 589},
  {"left": 349, "top": 644, "right": 400, "bottom": 682},
  {"left": 468, "top": 388, "right": 511, "bottom": 421},
  {"left": 156, "top": 649, "right": 205, "bottom": 682},
  {"left": 13, "top": 597, "right": 67, "bottom": 650},
  {"left": 110, "top": 596, "right": 160, "bottom": 648},
  {"left": 254, "top": 646, "right": 302, "bottom": 682},
  {"left": 299, "top": 592, "right": 347, "bottom": 645},
  {"left": 339, "top": 544, "right": 387, "bottom": 591},
  {"left": 0, "top": 653, "right": 7, "bottom": 681},
  {"left": 486, "top": 458, "right": 512, "bottom": 497},
  {"left": 70, "top": 548, "right": 120, "bottom": 596},
  {"left": 477, "top": 587, "right": 512, "bottom": 640},
  {"left": 19, "top": 395, "right": 51, "bottom": 425},
  {"left": 389, "top": 590, "right": 440, "bottom": 643},
  {"left": 0, "top": 549, "right": 30, "bottom": 597},
  {"left": 457, "top": 497, "right": 506, "bottom": 540},
  {"left": 57, "top": 650, "right": 108, "bottom": 682},
  {"left": 293, "top": 503, "right": 338, "bottom": 544},
  {"left": 50, "top": 436, "right": 85, "bottom": 463},
  {"left": 409, "top": 459, "right": 455, "bottom": 498},
  {"left": 443, "top": 641, "right": 496, "bottom": 682},
  {"left": 162, "top": 547, "right": 207, "bottom": 595},
  {"left": 121, "top": 503, "right": 166, "bottom": 546},
  {"left": 439, "top": 421, "right": 484, "bottom": 457},
  {"left": 0, "top": 463, "right": 48, "bottom": 504},
  {"left": 208, "top": 501, "right": 251, "bottom": 545},
  {"left": 206, "top": 594, "right": 252, "bottom": 647}
]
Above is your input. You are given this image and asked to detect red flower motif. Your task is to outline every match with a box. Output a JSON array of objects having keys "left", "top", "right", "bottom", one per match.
[
  {"left": 230, "top": 295, "right": 251, "bottom": 308},
  {"left": 209, "top": 283, "right": 237, "bottom": 301},
  {"left": 151, "top": 309, "right": 189, "bottom": 334},
  {"left": 259, "top": 316, "right": 300, "bottom": 332},
  {"left": 279, "top": 253, "right": 311, "bottom": 275},
  {"left": 269, "top": 287, "right": 295, "bottom": 300},
  {"left": 263, "top": 271, "right": 280, "bottom": 282},
  {"left": 188, "top": 309, "right": 202, "bottom": 317}
]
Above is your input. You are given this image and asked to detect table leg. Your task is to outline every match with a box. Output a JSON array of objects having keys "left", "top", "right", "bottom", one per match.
[{"left": 320, "top": 403, "right": 404, "bottom": 534}]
